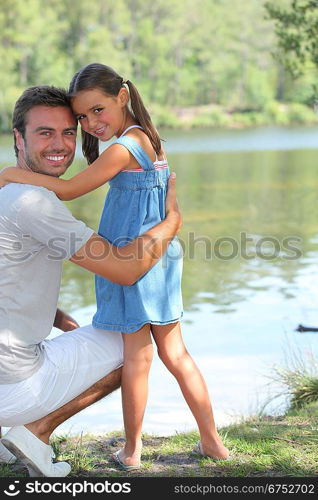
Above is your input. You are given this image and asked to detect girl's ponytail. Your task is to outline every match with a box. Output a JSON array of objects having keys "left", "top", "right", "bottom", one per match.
[{"left": 125, "top": 80, "right": 162, "bottom": 156}]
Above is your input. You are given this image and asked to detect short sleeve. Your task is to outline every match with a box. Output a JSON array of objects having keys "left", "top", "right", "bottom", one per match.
[{"left": 17, "top": 187, "right": 94, "bottom": 260}]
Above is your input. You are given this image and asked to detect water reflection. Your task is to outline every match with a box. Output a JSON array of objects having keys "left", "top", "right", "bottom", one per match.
[
  {"left": 1, "top": 128, "right": 318, "bottom": 435},
  {"left": 58, "top": 146, "right": 318, "bottom": 312}
]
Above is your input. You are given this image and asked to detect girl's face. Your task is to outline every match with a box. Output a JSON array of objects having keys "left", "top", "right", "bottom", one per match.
[{"left": 71, "top": 88, "right": 129, "bottom": 141}]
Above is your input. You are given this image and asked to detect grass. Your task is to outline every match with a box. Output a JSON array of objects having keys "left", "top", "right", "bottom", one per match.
[
  {"left": 2, "top": 350, "right": 317, "bottom": 478},
  {"left": 266, "top": 349, "right": 318, "bottom": 410},
  {"left": 1, "top": 402, "right": 317, "bottom": 478}
]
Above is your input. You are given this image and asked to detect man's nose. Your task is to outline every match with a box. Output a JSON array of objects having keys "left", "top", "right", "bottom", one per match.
[{"left": 51, "top": 134, "right": 67, "bottom": 151}]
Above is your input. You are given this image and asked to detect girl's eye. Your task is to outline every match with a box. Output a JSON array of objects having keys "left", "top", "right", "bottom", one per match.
[
  {"left": 93, "top": 108, "right": 103, "bottom": 114},
  {"left": 76, "top": 115, "right": 85, "bottom": 121}
]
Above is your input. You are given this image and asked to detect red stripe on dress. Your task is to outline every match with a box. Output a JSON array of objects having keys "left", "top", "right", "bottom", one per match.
[{"left": 122, "top": 164, "right": 169, "bottom": 172}]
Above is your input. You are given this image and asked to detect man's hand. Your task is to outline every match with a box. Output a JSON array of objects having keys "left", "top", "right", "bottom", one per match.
[
  {"left": 165, "top": 172, "right": 182, "bottom": 233},
  {"left": 54, "top": 308, "right": 80, "bottom": 332},
  {"left": 70, "top": 172, "right": 183, "bottom": 286}
]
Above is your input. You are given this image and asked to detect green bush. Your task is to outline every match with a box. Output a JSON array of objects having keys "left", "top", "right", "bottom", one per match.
[
  {"left": 191, "top": 108, "right": 231, "bottom": 128},
  {"left": 230, "top": 112, "right": 267, "bottom": 126},
  {"left": 264, "top": 101, "right": 289, "bottom": 125},
  {"left": 146, "top": 101, "right": 318, "bottom": 131},
  {"left": 149, "top": 104, "right": 181, "bottom": 129},
  {"left": 286, "top": 103, "right": 317, "bottom": 124}
]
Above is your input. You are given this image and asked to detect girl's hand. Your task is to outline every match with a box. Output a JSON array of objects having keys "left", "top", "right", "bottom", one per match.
[
  {"left": 0, "top": 167, "right": 16, "bottom": 188},
  {"left": 165, "top": 172, "right": 182, "bottom": 233}
]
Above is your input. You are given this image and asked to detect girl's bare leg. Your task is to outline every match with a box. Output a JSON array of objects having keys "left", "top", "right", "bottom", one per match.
[
  {"left": 118, "top": 324, "right": 153, "bottom": 466},
  {"left": 152, "top": 322, "right": 229, "bottom": 459}
]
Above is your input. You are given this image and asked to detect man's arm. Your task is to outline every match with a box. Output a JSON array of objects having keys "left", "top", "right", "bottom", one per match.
[
  {"left": 70, "top": 173, "right": 182, "bottom": 285},
  {"left": 54, "top": 308, "right": 80, "bottom": 331}
]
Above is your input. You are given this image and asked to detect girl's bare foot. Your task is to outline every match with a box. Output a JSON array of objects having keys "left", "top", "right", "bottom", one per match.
[
  {"left": 114, "top": 439, "right": 142, "bottom": 468},
  {"left": 198, "top": 435, "right": 230, "bottom": 460}
]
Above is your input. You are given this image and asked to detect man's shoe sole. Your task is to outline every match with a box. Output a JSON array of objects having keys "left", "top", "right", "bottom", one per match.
[{"left": 2, "top": 439, "right": 45, "bottom": 476}]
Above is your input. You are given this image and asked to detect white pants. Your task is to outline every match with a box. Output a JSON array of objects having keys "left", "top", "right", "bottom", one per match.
[{"left": 0, "top": 325, "right": 123, "bottom": 426}]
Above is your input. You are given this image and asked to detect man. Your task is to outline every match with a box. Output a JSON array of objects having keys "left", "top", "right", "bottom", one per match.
[{"left": 0, "top": 86, "right": 181, "bottom": 477}]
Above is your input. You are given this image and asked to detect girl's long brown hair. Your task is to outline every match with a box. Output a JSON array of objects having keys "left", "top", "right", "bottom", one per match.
[{"left": 69, "top": 63, "right": 162, "bottom": 164}]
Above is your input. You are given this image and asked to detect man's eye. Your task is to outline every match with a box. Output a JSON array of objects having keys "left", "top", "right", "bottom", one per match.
[{"left": 40, "top": 131, "right": 51, "bottom": 136}]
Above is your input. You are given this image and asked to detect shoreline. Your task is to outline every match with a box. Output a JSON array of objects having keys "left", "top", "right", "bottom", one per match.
[
  {"left": 0, "top": 102, "right": 317, "bottom": 136},
  {"left": 1, "top": 402, "right": 317, "bottom": 477},
  {"left": 150, "top": 101, "right": 318, "bottom": 130}
]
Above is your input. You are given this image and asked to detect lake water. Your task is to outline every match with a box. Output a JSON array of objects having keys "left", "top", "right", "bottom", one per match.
[{"left": 2, "top": 125, "right": 318, "bottom": 437}]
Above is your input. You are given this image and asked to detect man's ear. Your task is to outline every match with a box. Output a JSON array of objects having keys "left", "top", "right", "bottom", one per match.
[{"left": 13, "top": 128, "right": 25, "bottom": 153}]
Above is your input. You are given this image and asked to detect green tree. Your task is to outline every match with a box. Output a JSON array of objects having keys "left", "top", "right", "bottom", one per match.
[
  {"left": 0, "top": 0, "right": 315, "bottom": 132},
  {"left": 264, "top": 0, "right": 318, "bottom": 77}
]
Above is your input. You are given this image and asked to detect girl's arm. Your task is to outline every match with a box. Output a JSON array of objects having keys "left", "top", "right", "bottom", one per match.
[{"left": 0, "top": 144, "right": 131, "bottom": 200}]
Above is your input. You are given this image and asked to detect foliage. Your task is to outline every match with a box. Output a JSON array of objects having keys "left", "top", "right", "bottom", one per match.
[
  {"left": 267, "top": 350, "right": 318, "bottom": 410},
  {"left": 148, "top": 104, "right": 181, "bottom": 129},
  {"left": 190, "top": 106, "right": 231, "bottom": 128},
  {"left": 274, "top": 370, "right": 318, "bottom": 409},
  {"left": 264, "top": 0, "right": 318, "bottom": 98},
  {"left": 264, "top": 101, "right": 290, "bottom": 124},
  {"left": 0, "top": 0, "right": 317, "bottom": 132},
  {"left": 286, "top": 102, "right": 318, "bottom": 123}
]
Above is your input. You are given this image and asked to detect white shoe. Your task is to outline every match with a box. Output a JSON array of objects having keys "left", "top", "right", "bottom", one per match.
[
  {"left": 2, "top": 426, "right": 71, "bottom": 477},
  {"left": 0, "top": 440, "right": 17, "bottom": 464},
  {"left": 27, "top": 448, "right": 57, "bottom": 477}
]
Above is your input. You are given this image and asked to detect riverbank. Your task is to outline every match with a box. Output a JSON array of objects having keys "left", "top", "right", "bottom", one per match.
[
  {"left": 150, "top": 101, "right": 318, "bottom": 130},
  {"left": 0, "top": 102, "right": 317, "bottom": 136},
  {"left": 1, "top": 402, "right": 317, "bottom": 477}
]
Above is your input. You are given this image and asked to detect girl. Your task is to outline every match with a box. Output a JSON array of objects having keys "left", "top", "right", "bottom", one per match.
[{"left": 1, "top": 63, "right": 230, "bottom": 468}]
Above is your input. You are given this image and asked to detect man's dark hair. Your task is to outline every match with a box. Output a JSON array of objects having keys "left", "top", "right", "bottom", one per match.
[{"left": 12, "top": 86, "right": 72, "bottom": 157}]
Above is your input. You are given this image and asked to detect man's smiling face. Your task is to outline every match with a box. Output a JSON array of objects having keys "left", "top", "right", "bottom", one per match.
[{"left": 14, "top": 105, "right": 77, "bottom": 177}]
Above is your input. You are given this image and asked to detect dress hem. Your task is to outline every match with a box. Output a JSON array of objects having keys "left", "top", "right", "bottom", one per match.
[{"left": 92, "top": 313, "right": 183, "bottom": 334}]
